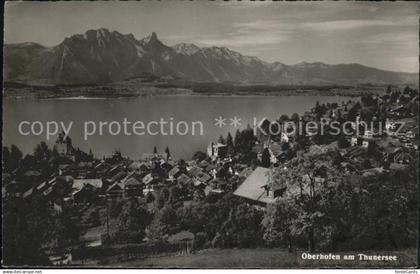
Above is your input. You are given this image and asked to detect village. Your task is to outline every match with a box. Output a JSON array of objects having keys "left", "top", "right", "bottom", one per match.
[{"left": 2, "top": 86, "right": 419, "bottom": 266}]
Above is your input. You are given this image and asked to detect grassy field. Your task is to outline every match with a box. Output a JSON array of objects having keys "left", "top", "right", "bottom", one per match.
[{"left": 96, "top": 248, "right": 417, "bottom": 268}]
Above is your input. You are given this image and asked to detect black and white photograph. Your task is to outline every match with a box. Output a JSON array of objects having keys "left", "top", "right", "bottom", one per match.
[{"left": 2, "top": 0, "right": 419, "bottom": 270}]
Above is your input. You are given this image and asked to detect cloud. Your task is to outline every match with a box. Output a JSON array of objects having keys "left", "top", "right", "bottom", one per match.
[
  {"left": 359, "top": 32, "right": 418, "bottom": 50},
  {"left": 214, "top": 1, "right": 275, "bottom": 9},
  {"left": 302, "top": 19, "right": 395, "bottom": 31},
  {"left": 198, "top": 33, "right": 287, "bottom": 48},
  {"left": 197, "top": 19, "right": 292, "bottom": 48},
  {"left": 300, "top": 15, "right": 418, "bottom": 31}
]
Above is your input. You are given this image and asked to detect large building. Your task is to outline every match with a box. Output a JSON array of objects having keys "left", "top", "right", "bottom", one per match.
[
  {"left": 233, "top": 167, "right": 285, "bottom": 205},
  {"left": 207, "top": 142, "right": 228, "bottom": 159}
]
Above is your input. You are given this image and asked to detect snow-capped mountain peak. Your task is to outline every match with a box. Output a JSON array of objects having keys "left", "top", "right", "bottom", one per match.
[{"left": 172, "top": 43, "right": 200, "bottom": 55}]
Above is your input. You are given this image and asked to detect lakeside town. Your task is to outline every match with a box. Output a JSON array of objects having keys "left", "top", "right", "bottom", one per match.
[{"left": 3, "top": 85, "right": 418, "bottom": 267}]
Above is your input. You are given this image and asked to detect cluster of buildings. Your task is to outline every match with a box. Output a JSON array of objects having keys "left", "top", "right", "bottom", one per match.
[
  {"left": 5, "top": 144, "right": 256, "bottom": 213},
  {"left": 2, "top": 87, "right": 418, "bottom": 261},
  {"left": 233, "top": 90, "right": 419, "bottom": 206}
]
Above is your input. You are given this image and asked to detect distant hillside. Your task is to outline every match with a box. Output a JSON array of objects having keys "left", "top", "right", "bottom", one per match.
[{"left": 4, "top": 28, "right": 418, "bottom": 86}]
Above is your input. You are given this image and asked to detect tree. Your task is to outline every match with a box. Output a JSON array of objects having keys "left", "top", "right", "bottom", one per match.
[
  {"left": 169, "top": 186, "right": 181, "bottom": 203},
  {"left": 226, "top": 133, "right": 234, "bottom": 155},
  {"left": 362, "top": 159, "right": 372, "bottom": 169},
  {"left": 337, "top": 135, "right": 350, "bottom": 149},
  {"left": 88, "top": 149, "right": 94, "bottom": 160},
  {"left": 7, "top": 144, "right": 23, "bottom": 172},
  {"left": 348, "top": 103, "right": 361, "bottom": 122},
  {"left": 269, "top": 154, "right": 343, "bottom": 251},
  {"left": 3, "top": 197, "right": 52, "bottom": 266},
  {"left": 34, "top": 142, "right": 51, "bottom": 165},
  {"left": 146, "top": 192, "right": 156, "bottom": 204},
  {"left": 218, "top": 135, "right": 226, "bottom": 145},
  {"left": 51, "top": 205, "right": 84, "bottom": 254},
  {"left": 220, "top": 203, "right": 264, "bottom": 248},
  {"left": 360, "top": 108, "right": 374, "bottom": 123},
  {"left": 147, "top": 206, "right": 178, "bottom": 241},
  {"left": 3, "top": 146, "right": 11, "bottom": 172},
  {"left": 261, "top": 148, "right": 271, "bottom": 168},
  {"left": 279, "top": 114, "right": 289, "bottom": 123},
  {"left": 291, "top": 113, "right": 300, "bottom": 123},
  {"left": 234, "top": 129, "right": 241, "bottom": 148},
  {"left": 192, "top": 151, "right": 207, "bottom": 162},
  {"left": 165, "top": 146, "right": 171, "bottom": 160},
  {"left": 117, "top": 199, "right": 151, "bottom": 243},
  {"left": 263, "top": 198, "right": 297, "bottom": 249}
]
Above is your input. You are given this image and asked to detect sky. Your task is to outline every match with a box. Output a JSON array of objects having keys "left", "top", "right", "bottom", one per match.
[{"left": 4, "top": 1, "right": 419, "bottom": 73}]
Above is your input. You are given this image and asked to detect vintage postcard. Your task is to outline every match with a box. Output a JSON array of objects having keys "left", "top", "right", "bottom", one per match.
[{"left": 2, "top": 0, "right": 419, "bottom": 270}]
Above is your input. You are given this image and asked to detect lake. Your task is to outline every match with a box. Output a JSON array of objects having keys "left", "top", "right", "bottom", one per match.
[{"left": 3, "top": 95, "right": 354, "bottom": 160}]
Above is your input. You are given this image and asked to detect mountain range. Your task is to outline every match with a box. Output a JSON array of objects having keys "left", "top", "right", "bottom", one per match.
[{"left": 4, "top": 28, "right": 418, "bottom": 86}]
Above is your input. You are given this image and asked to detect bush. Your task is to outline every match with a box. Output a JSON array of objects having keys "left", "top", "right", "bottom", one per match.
[{"left": 337, "top": 135, "right": 350, "bottom": 148}]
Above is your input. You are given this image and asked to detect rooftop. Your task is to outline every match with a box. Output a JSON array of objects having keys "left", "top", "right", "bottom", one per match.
[{"left": 233, "top": 167, "right": 275, "bottom": 204}]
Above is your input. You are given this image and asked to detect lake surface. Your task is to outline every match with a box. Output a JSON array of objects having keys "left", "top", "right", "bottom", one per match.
[{"left": 3, "top": 95, "right": 354, "bottom": 160}]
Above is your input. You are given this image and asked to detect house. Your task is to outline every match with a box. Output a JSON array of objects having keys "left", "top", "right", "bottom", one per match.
[
  {"left": 385, "top": 120, "right": 397, "bottom": 131},
  {"left": 187, "top": 166, "right": 202, "bottom": 178},
  {"left": 254, "top": 142, "right": 281, "bottom": 164},
  {"left": 194, "top": 172, "right": 211, "bottom": 186},
  {"left": 128, "top": 161, "right": 147, "bottom": 172},
  {"left": 193, "top": 172, "right": 210, "bottom": 187},
  {"left": 393, "top": 151, "right": 413, "bottom": 164},
  {"left": 124, "top": 177, "right": 143, "bottom": 197},
  {"left": 106, "top": 182, "right": 124, "bottom": 199},
  {"left": 389, "top": 163, "right": 408, "bottom": 171},
  {"left": 142, "top": 173, "right": 155, "bottom": 185},
  {"left": 54, "top": 132, "right": 73, "bottom": 156},
  {"left": 207, "top": 142, "right": 228, "bottom": 159},
  {"left": 72, "top": 179, "right": 103, "bottom": 192},
  {"left": 186, "top": 160, "right": 197, "bottom": 167},
  {"left": 36, "top": 181, "right": 48, "bottom": 192},
  {"left": 82, "top": 226, "right": 103, "bottom": 248},
  {"left": 362, "top": 138, "right": 376, "bottom": 148},
  {"left": 49, "top": 253, "right": 72, "bottom": 266},
  {"left": 73, "top": 183, "right": 99, "bottom": 202},
  {"left": 53, "top": 202, "right": 63, "bottom": 214},
  {"left": 58, "top": 164, "right": 71, "bottom": 175},
  {"left": 23, "top": 187, "right": 34, "bottom": 199},
  {"left": 205, "top": 164, "right": 217, "bottom": 173},
  {"left": 160, "top": 161, "right": 174, "bottom": 173},
  {"left": 177, "top": 174, "right": 192, "bottom": 186},
  {"left": 351, "top": 136, "right": 362, "bottom": 146},
  {"left": 168, "top": 167, "right": 181, "bottom": 180},
  {"left": 94, "top": 161, "right": 109, "bottom": 171},
  {"left": 108, "top": 171, "right": 127, "bottom": 184},
  {"left": 233, "top": 167, "right": 278, "bottom": 205},
  {"left": 204, "top": 185, "right": 224, "bottom": 196},
  {"left": 280, "top": 132, "right": 289, "bottom": 143},
  {"left": 266, "top": 181, "right": 285, "bottom": 199},
  {"left": 364, "top": 130, "right": 374, "bottom": 138},
  {"left": 167, "top": 231, "right": 195, "bottom": 254}
]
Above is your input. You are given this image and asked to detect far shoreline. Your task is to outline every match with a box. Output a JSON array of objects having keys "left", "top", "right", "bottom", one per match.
[
  {"left": 4, "top": 91, "right": 367, "bottom": 100},
  {"left": 4, "top": 80, "right": 408, "bottom": 100}
]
